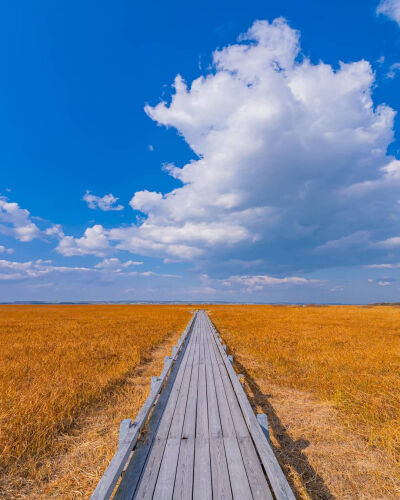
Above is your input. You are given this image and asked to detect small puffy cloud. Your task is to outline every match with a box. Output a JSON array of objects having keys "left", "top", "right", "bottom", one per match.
[
  {"left": 124, "top": 259, "right": 144, "bottom": 266},
  {"left": 56, "top": 225, "right": 111, "bottom": 256},
  {"left": 83, "top": 191, "right": 124, "bottom": 211},
  {"left": 0, "top": 198, "right": 64, "bottom": 244},
  {"left": 223, "top": 274, "right": 322, "bottom": 291},
  {"left": 0, "top": 245, "right": 14, "bottom": 254},
  {"left": 376, "top": 236, "right": 400, "bottom": 247},
  {"left": 186, "top": 286, "right": 217, "bottom": 295},
  {"left": 129, "top": 190, "right": 163, "bottom": 213},
  {"left": 0, "top": 198, "right": 41, "bottom": 242},
  {"left": 387, "top": 62, "right": 400, "bottom": 79},
  {"left": 316, "top": 232, "right": 372, "bottom": 251},
  {"left": 0, "top": 259, "right": 93, "bottom": 280},
  {"left": 0, "top": 258, "right": 178, "bottom": 283},
  {"left": 94, "top": 257, "right": 143, "bottom": 272},
  {"left": 368, "top": 276, "right": 395, "bottom": 286},
  {"left": 45, "top": 224, "right": 64, "bottom": 238},
  {"left": 377, "top": 0, "right": 400, "bottom": 26},
  {"left": 364, "top": 262, "right": 400, "bottom": 268},
  {"left": 123, "top": 272, "right": 182, "bottom": 289},
  {"left": 131, "top": 271, "right": 182, "bottom": 278}
]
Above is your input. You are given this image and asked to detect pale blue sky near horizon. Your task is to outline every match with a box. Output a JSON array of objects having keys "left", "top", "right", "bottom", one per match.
[{"left": 1, "top": 0, "right": 400, "bottom": 303}]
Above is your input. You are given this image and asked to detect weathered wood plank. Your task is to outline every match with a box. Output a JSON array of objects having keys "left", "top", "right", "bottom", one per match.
[
  {"left": 205, "top": 329, "right": 253, "bottom": 499},
  {"left": 173, "top": 341, "right": 200, "bottom": 499},
  {"left": 193, "top": 324, "right": 212, "bottom": 500},
  {"left": 181, "top": 340, "right": 200, "bottom": 440},
  {"left": 133, "top": 327, "right": 197, "bottom": 499},
  {"left": 204, "top": 333, "right": 223, "bottom": 439},
  {"left": 173, "top": 437, "right": 195, "bottom": 500},
  {"left": 151, "top": 437, "right": 180, "bottom": 500},
  {"left": 203, "top": 314, "right": 233, "bottom": 500},
  {"left": 195, "top": 328, "right": 208, "bottom": 440},
  {"left": 193, "top": 438, "right": 212, "bottom": 500},
  {"left": 239, "top": 437, "right": 274, "bottom": 500},
  {"left": 209, "top": 437, "right": 233, "bottom": 500},
  {"left": 152, "top": 330, "right": 197, "bottom": 499}
]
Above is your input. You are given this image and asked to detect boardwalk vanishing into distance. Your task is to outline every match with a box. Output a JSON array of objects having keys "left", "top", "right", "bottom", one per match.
[{"left": 92, "top": 310, "right": 294, "bottom": 500}]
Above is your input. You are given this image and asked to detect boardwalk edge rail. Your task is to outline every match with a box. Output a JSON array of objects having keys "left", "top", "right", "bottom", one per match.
[{"left": 91, "top": 311, "right": 197, "bottom": 500}]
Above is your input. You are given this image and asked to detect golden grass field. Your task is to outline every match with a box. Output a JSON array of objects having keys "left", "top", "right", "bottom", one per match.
[
  {"left": 0, "top": 305, "right": 192, "bottom": 496},
  {"left": 208, "top": 305, "right": 400, "bottom": 458},
  {"left": 208, "top": 305, "right": 400, "bottom": 498},
  {"left": 1, "top": 304, "right": 399, "bottom": 499}
]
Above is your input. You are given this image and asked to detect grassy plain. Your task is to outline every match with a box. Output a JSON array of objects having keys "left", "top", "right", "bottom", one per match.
[
  {"left": 0, "top": 304, "right": 192, "bottom": 493},
  {"left": 208, "top": 305, "right": 400, "bottom": 497},
  {"left": 1, "top": 304, "right": 399, "bottom": 499}
]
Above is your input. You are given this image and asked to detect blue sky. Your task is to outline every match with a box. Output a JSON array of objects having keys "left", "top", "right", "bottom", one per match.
[{"left": 1, "top": 0, "right": 400, "bottom": 303}]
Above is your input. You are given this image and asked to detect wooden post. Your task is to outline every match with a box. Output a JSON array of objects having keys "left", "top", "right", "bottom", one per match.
[
  {"left": 151, "top": 376, "right": 161, "bottom": 392},
  {"left": 257, "top": 413, "right": 271, "bottom": 445},
  {"left": 118, "top": 419, "right": 132, "bottom": 448}
]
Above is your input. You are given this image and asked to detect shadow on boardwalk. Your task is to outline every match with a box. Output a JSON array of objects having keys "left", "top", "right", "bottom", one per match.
[{"left": 233, "top": 358, "right": 335, "bottom": 500}]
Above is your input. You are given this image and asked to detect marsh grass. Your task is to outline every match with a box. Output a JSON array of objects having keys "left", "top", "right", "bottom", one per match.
[
  {"left": 0, "top": 304, "right": 192, "bottom": 484},
  {"left": 208, "top": 305, "right": 400, "bottom": 461}
]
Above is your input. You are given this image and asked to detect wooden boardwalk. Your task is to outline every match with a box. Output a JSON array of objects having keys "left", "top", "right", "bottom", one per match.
[{"left": 92, "top": 311, "right": 294, "bottom": 500}]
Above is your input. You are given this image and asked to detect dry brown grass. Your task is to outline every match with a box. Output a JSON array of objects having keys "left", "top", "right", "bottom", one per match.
[
  {"left": 208, "top": 305, "right": 400, "bottom": 499},
  {"left": 4, "top": 330, "right": 184, "bottom": 499},
  {"left": 0, "top": 305, "right": 192, "bottom": 496}
]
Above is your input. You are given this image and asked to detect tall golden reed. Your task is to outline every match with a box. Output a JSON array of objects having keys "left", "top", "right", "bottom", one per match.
[{"left": 0, "top": 305, "right": 192, "bottom": 479}]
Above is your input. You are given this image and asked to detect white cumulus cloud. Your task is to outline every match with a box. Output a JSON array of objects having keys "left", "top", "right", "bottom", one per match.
[
  {"left": 0, "top": 198, "right": 42, "bottom": 242},
  {"left": 377, "top": 280, "right": 392, "bottom": 286},
  {"left": 0, "top": 245, "right": 14, "bottom": 254},
  {"left": 56, "top": 225, "right": 111, "bottom": 256},
  {"left": 0, "top": 259, "right": 94, "bottom": 280},
  {"left": 83, "top": 191, "right": 124, "bottom": 211},
  {"left": 57, "top": 18, "right": 400, "bottom": 274},
  {"left": 94, "top": 257, "right": 143, "bottom": 271},
  {"left": 223, "top": 274, "right": 322, "bottom": 291},
  {"left": 365, "top": 263, "right": 400, "bottom": 268},
  {"left": 377, "top": 0, "right": 400, "bottom": 26},
  {"left": 387, "top": 62, "right": 400, "bottom": 79}
]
